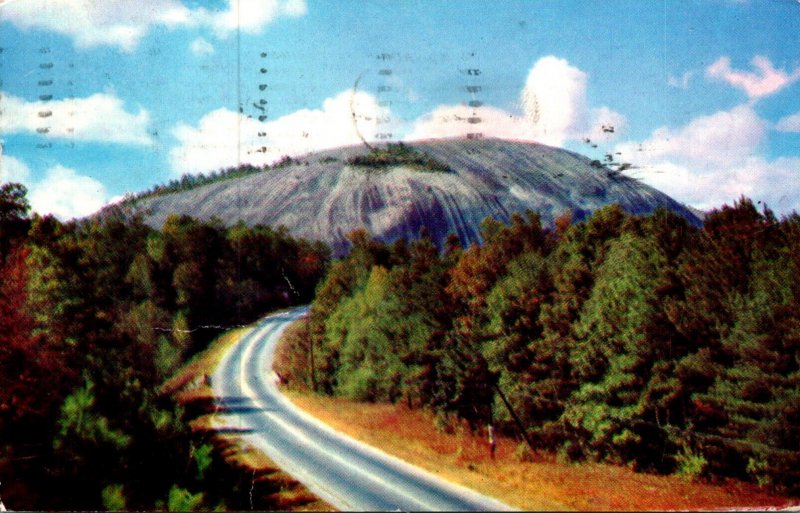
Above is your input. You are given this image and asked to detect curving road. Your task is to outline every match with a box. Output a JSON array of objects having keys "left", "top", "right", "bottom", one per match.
[{"left": 212, "top": 306, "right": 514, "bottom": 512}]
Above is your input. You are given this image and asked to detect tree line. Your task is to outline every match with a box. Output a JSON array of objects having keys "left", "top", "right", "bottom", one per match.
[
  {"left": 282, "top": 198, "right": 799, "bottom": 495},
  {"left": 109, "top": 156, "right": 299, "bottom": 208},
  {"left": 0, "top": 183, "right": 329, "bottom": 510}
]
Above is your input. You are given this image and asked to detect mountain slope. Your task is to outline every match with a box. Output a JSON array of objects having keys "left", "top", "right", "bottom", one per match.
[{"left": 127, "top": 138, "right": 701, "bottom": 255}]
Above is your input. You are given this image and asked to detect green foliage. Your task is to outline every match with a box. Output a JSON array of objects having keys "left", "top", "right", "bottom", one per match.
[
  {"left": 326, "top": 264, "right": 434, "bottom": 402},
  {"left": 101, "top": 484, "right": 127, "bottom": 511},
  {"left": 305, "top": 198, "right": 800, "bottom": 494},
  {"left": 674, "top": 446, "right": 708, "bottom": 480},
  {"left": 0, "top": 185, "right": 331, "bottom": 509},
  {"left": 54, "top": 379, "right": 132, "bottom": 451},
  {"left": 347, "top": 142, "right": 452, "bottom": 172},
  {"left": 167, "top": 485, "right": 205, "bottom": 512},
  {"left": 193, "top": 443, "right": 214, "bottom": 481},
  {"left": 0, "top": 182, "right": 31, "bottom": 259},
  {"left": 0, "top": 182, "right": 30, "bottom": 221}
]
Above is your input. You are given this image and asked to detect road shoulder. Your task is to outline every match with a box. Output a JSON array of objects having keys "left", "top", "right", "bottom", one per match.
[
  {"left": 275, "top": 323, "right": 797, "bottom": 512},
  {"left": 164, "top": 327, "right": 333, "bottom": 512}
]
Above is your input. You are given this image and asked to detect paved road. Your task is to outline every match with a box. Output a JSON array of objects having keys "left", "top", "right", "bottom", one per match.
[{"left": 212, "top": 306, "right": 514, "bottom": 511}]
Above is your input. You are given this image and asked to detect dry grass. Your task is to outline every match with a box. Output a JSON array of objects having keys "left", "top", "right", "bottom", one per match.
[
  {"left": 210, "top": 435, "right": 328, "bottom": 511},
  {"left": 162, "top": 327, "right": 249, "bottom": 399},
  {"left": 166, "top": 327, "right": 332, "bottom": 512},
  {"left": 284, "top": 391, "right": 798, "bottom": 511}
]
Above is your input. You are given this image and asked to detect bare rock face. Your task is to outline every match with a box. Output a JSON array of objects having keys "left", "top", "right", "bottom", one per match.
[{"left": 132, "top": 138, "right": 701, "bottom": 256}]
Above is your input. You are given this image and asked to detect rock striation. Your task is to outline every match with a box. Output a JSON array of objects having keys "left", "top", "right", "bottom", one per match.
[{"left": 130, "top": 138, "right": 701, "bottom": 256}]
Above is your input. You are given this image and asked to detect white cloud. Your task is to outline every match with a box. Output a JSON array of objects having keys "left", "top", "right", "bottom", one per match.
[
  {"left": 190, "top": 37, "right": 214, "bottom": 56},
  {"left": 1, "top": 148, "right": 109, "bottom": 219},
  {"left": 776, "top": 111, "right": 800, "bottom": 133},
  {"left": 615, "top": 105, "right": 800, "bottom": 214},
  {"left": 0, "top": 0, "right": 189, "bottom": 52},
  {"left": 407, "top": 56, "right": 625, "bottom": 147},
  {"left": 0, "top": 0, "right": 307, "bottom": 52},
  {"left": 615, "top": 105, "right": 765, "bottom": 168},
  {"left": 191, "top": 0, "right": 308, "bottom": 38},
  {"left": 706, "top": 55, "right": 800, "bottom": 101},
  {"left": 28, "top": 165, "right": 109, "bottom": 220},
  {"left": 0, "top": 92, "right": 152, "bottom": 145},
  {"left": 0, "top": 152, "right": 31, "bottom": 184},
  {"left": 172, "top": 55, "right": 625, "bottom": 175},
  {"left": 521, "top": 56, "right": 589, "bottom": 146},
  {"left": 169, "top": 89, "right": 390, "bottom": 174},
  {"left": 404, "top": 104, "right": 530, "bottom": 142},
  {"left": 629, "top": 156, "right": 800, "bottom": 214}
]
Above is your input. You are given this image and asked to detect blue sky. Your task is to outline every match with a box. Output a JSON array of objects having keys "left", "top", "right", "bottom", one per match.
[{"left": 1, "top": 0, "right": 799, "bottom": 219}]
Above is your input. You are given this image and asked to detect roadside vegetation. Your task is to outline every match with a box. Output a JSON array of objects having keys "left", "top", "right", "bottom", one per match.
[
  {"left": 280, "top": 198, "right": 800, "bottom": 498},
  {"left": 0, "top": 183, "right": 329, "bottom": 510},
  {"left": 162, "top": 328, "right": 331, "bottom": 511},
  {"left": 281, "top": 391, "right": 792, "bottom": 510}
]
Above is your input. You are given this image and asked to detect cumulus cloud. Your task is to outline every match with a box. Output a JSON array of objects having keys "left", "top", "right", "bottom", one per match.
[
  {"left": 0, "top": 152, "right": 31, "bottom": 184},
  {"left": 521, "top": 56, "right": 590, "bottom": 146},
  {"left": 616, "top": 105, "right": 766, "bottom": 167},
  {"left": 169, "top": 89, "right": 390, "bottom": 174},
  {"left": 706, "top": 55, "right": 800, "bottom": 100},
  {"left": 0, "top": 0, "right": 188, "bottom": 52},
  {"left": 776, "top": 111, "right": 800, "bottom": 133},
  {"left": 0, "top": 150, "right": 109, "bottom": 219},
  {"left": 0, "top": 0, "right": 307, "bottom": 52},
  {"left": 629, "top": 156, "right": 800, "bottom": 214},
  {"left": 192, "top": 0, "right": 309, "bottom": 38},
  {"left": 0, "top": 92, "right": 152, "bottom": 145},
  {"left": 614, "top": 105, "right": 800, "bottom": 213},
  {"left": 407, "top": 56, "right": 625, "bottom": 147},
  {"left": 171, "top": 55, "right": 624, "bottom": 175},
  {"left": 190, "top": 37, "right": 214, "bottom": 56},
  {"left": 28, "top": 165, "right": 109, "bottom": 219},
  {"left": 404, "top": 104, "right": 530, "bottom": 142}
]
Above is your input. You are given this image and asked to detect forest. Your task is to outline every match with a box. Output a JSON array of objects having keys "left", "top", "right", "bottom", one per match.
[
  {"left": 280, "top": 198, "right": 800, "bottom": 495},
  {"left": 0, "top": 183, "right": 329, "bottom": 510},
  {"left": 3, "top": 174, "right": 799, "bottom": 508}
]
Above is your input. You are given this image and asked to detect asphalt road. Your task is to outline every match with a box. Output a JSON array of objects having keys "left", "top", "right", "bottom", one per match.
[{"left": 212, "top": 306, "right": 514, "bottom": 512}]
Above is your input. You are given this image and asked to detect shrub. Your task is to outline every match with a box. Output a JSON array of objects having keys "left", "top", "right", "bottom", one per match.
[
  {"left": 346, "top": 143, "right": 452, "bottom": 172},
  {"left": 514, "top": 442, "right": 536, "bottom": 462},
  {"left": 166, "top": 485, "right": 204, "bottom": 512},
  {"left": 101, "top": 484, "right": 126, "bottom": 511},
  {"left": 674, "top": 446, "right": 708, "bottom": 480}
]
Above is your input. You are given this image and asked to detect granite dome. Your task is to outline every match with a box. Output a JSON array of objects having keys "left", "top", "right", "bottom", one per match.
[{"left": 130, "top": 138, "right": 701, "bottom": 256}]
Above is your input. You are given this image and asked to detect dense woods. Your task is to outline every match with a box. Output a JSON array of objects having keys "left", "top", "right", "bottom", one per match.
[
  {"left": 3, "top": 169, "right": 799, "bottom": 507},
  {"left": 0, "top": 183, "right": 329, "bottom": 510},
  {"left": 284, "top": 199, "right": 800, "bottom": 495}
]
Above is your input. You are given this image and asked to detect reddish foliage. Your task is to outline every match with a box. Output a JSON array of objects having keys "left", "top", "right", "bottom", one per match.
[{"left": 0, "top": 246, "right": 63, "bottom": 425}]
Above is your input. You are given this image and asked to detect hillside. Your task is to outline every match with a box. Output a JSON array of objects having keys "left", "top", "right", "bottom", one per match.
[{"left": 124, "top": 138, "right": 701, "bottom": 255}]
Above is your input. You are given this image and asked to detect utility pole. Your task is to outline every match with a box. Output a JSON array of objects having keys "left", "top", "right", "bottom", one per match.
[
  {"left": 449, "top": 334, "right": 537, "bottom": 454},
  {"left": 493, "top": 382, "right": 536, "bottom": 454}
]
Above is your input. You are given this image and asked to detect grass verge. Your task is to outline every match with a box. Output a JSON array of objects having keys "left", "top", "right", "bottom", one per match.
[
  {"left": 276, "top": 326, "right": 797, "bottom": 511},
  {"left": 166, "top": 327, "right": 332, "bottom": 512}
]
